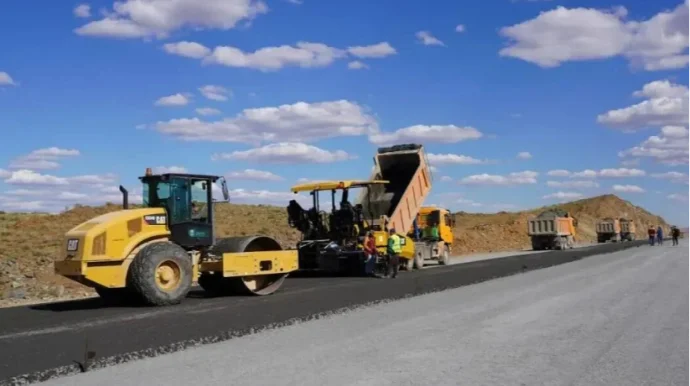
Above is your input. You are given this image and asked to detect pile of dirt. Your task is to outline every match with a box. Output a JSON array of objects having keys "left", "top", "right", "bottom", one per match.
[
  {"left": 0, "top": 194, "right": 670, "bottom": 307},
  {"left": 451, "top": 194, "right": 670, "bottom": 254}
]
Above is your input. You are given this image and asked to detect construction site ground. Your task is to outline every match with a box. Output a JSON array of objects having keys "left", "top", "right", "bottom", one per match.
[
  {"left": 0, "top": 239, "right": 660, "bottom": 384},
  {"left": 38, "top": 240, "right": 687, "bottom": 386}
]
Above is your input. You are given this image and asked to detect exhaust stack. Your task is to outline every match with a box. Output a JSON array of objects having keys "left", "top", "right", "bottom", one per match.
[{"left": 119, "top": 185, "right": 129, "bottom": 209}]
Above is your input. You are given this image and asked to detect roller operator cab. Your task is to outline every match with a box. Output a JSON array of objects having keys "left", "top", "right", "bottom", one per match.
[
  {"left": 407, "top": 207, "right": 455, "bottom": 270},
  {"left": 54, "top": 169, "right": 298, "bottom": 307}
]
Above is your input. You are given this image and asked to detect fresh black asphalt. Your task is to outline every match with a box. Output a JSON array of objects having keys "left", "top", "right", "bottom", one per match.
[{"left": 0, "top": 241, "right": 647, "bottom": 385}]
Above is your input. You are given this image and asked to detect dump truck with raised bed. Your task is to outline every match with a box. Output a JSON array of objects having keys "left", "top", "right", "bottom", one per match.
[
  {"left": 286, "top": 144, "right": 432, "bottom": 274},
  {"left": 619, "top": 218, "right": 636, "bottom": 241},
  {"left": 406, "top": 206, "right": 455, "bottom": 269},
  {"left": 596, "top": 218, "right": 621, "bottom": 243},
  {"left": 54, "top": 169, "right": 298, "bottom": 306},
  {"left": 527, "top": 209, "right": 576, "bottom": 250}
]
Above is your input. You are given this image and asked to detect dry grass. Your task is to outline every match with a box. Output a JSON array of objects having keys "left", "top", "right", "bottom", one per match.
[{"left": 0, "top": 194, "right": 669, "bottom": 306}]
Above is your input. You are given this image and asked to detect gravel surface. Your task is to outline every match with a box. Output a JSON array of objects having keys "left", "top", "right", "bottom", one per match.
[{"left": 42, "top": 241, "right": 688, "bottom": 386}]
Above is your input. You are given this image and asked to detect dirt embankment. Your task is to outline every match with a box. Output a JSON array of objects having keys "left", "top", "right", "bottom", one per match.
[{"left": 0, "top": 194, "right": 670, "bottom": 307}]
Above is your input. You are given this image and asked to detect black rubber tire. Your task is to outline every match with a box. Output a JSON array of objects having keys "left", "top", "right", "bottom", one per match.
[
  {"left": 128, "top": 242, "right": 192, "bottom": 306},
  {"left": 197, "top": 273, "right": 231, "bottom": 297},
  {"left": 405, "top": 256, "right": 415, "bottom": 271},
  {"left": 413, "top": 250, "right": 424, "bottom": 269}
]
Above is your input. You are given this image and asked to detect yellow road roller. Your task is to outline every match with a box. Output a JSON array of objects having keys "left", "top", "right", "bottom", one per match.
[{"left": 54, "top": 168, "right": 298, "bottom": 306}]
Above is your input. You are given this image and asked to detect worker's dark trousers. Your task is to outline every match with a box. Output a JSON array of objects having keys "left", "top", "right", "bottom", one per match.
[
  {"left": 649, "top": 236, "right": 655, "bottom": 246},
  {"left": 387, "top": 254, "right": 399, "bottom": 278},
  {"left": 673, "top": 236, "right": 679, "bottom": 246}
]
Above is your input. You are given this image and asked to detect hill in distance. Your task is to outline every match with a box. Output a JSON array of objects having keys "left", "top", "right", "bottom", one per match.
[{"left": 0, "top": 194, "right": 670, "bottom": 306}]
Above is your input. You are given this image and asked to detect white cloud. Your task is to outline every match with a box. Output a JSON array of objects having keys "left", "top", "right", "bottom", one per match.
[
  {"left": 543, "top": 191, "right": 584, "bottom": 200},
  {"left": 73, "top": 4, "right": 91, "bottom": 18},
  {"left": 668, "top": 193, "right": 688, "bottom": 202},
  {"left": 155, "top": 100, "right": 378, "bottom": 143},
  {"left": 0, "top": 71, "right": 16, "bottom": 86},
  {"left": 68, "top": 174, "right": 118, "bottom": 185},
  {"left": 517, "top": 151, "right": 532, "bottom": 159},
  {"left": 347, "top": 42, "right": 397, "bottom": 58},
  {"left": 455, "top": 24, "right": 466, "bottom": 33},
  {"left": 651, "top": 171, "right": 688, "bottom": 183},
  {"left": 204, "top": 42, "right": 347, "bottom": 71},
  {"left": 416, "top": 31, "right": 445, "bottom": 46},
  {"left": 427, "top": 153, "right": 488, "bottom": 165},
  {"left": 348, "top": 61, "right": 368, "bottom": 70},
  {"left": 369, "top": 124, "right": 482, "bottom": 146},
  {"left": 5, "top": 170, "right": 69, "bottom": 185},
  {"left": 227, "top": 169, "right": 283, "bottom": 181},
  {"left": 163, "top": 41, "right": 211, "bottom": 59},
  {"left": 440, "top": 176, "right": 453, "bottom": 182},
  {"left": 633, "top": 80, "right": 689, "bottom": 99},
  {"left": 8, "top": 147, "right": 80, "bottom": 170},
  {"left": 213, "top": 143, "right": 352, "bottom": 164},
  {"left": 195, "top": 107, "right": 221, "bottom": 116},
  {"left": 598, "top": 168, "right": 646, "bottom": 177},
  {"left": 152, "top": 166, "right": 187, "bottom": 174},
  {"left": 74, "top": 0, "right": 269, "bottom": 39},
  {"left": 456, "top": 198, "right": 483, "bottom": 207},
  {"left": 199, "top": 85, "right": 230, "bottom": 101},
  {"left": 571, "top": 169, "right": 598, "bottom": 178},
  {"left": 619, "top": 125, "right": 689, "bottom": 165},
  {"left": 547, "top": 180, "right": 600, "bottom": 189},
  {"left": 498, "top": 2, "right": 689, "bottom": 71},
  {"left": 459, "top": 171, "right": 538, "bottom": 185},
  {"left": 547, "top": 169, "right": 571, "bottom": 177},
  {"left": 621, "top": 158, "right": 640, "bottom": 167},
  {"left": 228, "top": 188, "right": 308, "bottom": 205},
  {"left": 613, "top": 184, "right": 645, "bottom": 193},
  {"left": 0, "top": 169, "right": 10, "bottom": 178},
  {"left": 155, "top": 93, "right": 191, "bottom": 106}
]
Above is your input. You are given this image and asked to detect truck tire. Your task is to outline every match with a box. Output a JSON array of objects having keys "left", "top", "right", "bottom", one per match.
[
  {"left": 128, "top": 242, "right": 193, "bottom": 306},
  {"left": 413, "top": 250, "right": 424, "bottom": 269},
  {"left": 405, "top": 257, "right": 415, "bottom": 271},
  {"left": 438, "top": 245, "right": 450, "bottom": 265}
]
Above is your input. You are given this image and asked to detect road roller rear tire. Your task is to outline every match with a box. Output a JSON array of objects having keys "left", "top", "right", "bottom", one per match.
[
  {"left": 207, "top": 236, "right": 290, "bottom": 296},
  {"left": 128, "top": 242, "right": 192, "bottom": 306}
]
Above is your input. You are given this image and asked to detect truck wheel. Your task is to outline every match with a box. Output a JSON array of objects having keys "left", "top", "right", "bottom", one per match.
[
  {"left": 438, "top": 245, "right": 450, "bottom": 265},
  {"left": 413, "top": 251, "right": 424, "bottom": 269},
  {"left": 128, "top": 242, "right": 192, "bottom": 306},
  {"left": 405, "top": 257, "right": 415, "bottom": 271}
]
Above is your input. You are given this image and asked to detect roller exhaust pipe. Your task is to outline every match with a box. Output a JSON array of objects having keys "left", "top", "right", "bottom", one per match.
[{"left": 119, "top": 185, "right": 129, "bottom": 209}]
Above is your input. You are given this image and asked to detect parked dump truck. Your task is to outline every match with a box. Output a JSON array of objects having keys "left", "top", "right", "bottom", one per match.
[
  {"left": 596, "top": 218, "right": 621, "bottom": 243},
  {"left": 286, "top": 143, "right": 432, "bottom": 274},
  {"left": 619, "top": 218, "right": 636, "bottom": 241},
  {"left": 54, "top": 170, "right": 299, "bottom": 307},
  {"left": 407, "top": 206, "right": 455, "bottom": 269},
  {"left": 527, "top": 209, "right": 576, "bottom": 250}
]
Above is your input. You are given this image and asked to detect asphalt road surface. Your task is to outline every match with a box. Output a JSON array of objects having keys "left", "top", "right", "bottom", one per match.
[
  {"left": 40, "top": 240, "right": 688, "bottom": 386},
  {"left": 0, "top": 240, "right": 654, "bottom": 384}
]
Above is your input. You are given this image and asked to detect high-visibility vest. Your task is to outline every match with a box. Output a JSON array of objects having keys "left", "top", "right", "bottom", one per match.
[{"left": 390, "top": 234, "right": 402, "bottom": 254}]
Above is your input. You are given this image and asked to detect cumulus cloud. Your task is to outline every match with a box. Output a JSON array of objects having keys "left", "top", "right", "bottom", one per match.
[
  {"left": 346, "top": 42, "right": 397, "bottom": 58},
  {"left": 74, "top": 0, "right": 269, "bottom": 39},
  {"left": 155, "top": 93, "right": 191, "bottom": 106},
  {"left": 651, "top": 171, "right": 688, "bottom": 183},
  {"left": 369, "top": 124, "right": 482, "bottom": 146},
  {"left": 440, "top": 176, "right": 453, "bottom": 182},
  {"left": 427, "top": 153, "right": 489, "bottom": 165},
  {"left": 498, "top": 2, "right": 689, "bottom": 71},
  {"left": 455, "top": 24, "right": 466, "bottom": 33},
  {"left": 547, "top": 169, "right": 571, "bottom": 177},
  {"left": 459, "top": 171, "right": 538, "bottom": 185},
  {"left": 198, "top": 85, "right": 230, "bottom": 101},
  {"left": 228, "top": 188, "right": 308, "bottom": 205},
  {"left": 213, "top": 143, "right": 352, "bottom": 164},
  {"left": 73, "top": 4, "right": 91, "bottom": 18},
  {"left": 226, "top": 169, "right": 283, "bottom": 181},
  {"left": 8, "top": 147, "right": 80, "bottom": 170},
  {"left": 0, "top": 71, "right": 17, "bottom": 86},
  {"left": 571, "top": 169, "right": 598, "bottom": 178},
  {"left": 517, "top": 151, "right": 532, "bottom": 159},
  {"left": 5, "top": 170, "right": 68, "bottom": 185},
  {"left": 347, "top": 61, "right": 368, "bottom": 70},
  {"left": 543, "top": 191, "right": 584, "bottom": 200},
  {"left": 619, "top": 125, "right": 689, "bottom": 165},
  {"left": 195, "top": 107, "right": 221, "bottom": 116},
  {"left": 163, "top": 41, "right": 211, "bottom": 59},
  {"left": 203, "top": 42, "right": 347, "bottom": 71},
  {"left": 546, "top": 180, "right": 600, "bottom": 189},
  {"left": 416, "top": 31, "right": 445, "bottom": 46},
  {"left": 154, "top": 100, "right": 378, "bottom": 144},
  {"left": 598, "top": 168, "right": 646, "bottom": 177},
  {"left": 613, "top": 184, "right": 645, "bottom": 193},
  {"left": 667, "top": 193, "right": 688, "bottom": 202}
]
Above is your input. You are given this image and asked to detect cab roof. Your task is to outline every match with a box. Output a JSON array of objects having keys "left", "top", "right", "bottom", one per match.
[
  {"left": 290, "top": 179, "right": 389, "bottom": 193},
  {"left": 139, "top": 173, "right": 221, "bottom": 182}
]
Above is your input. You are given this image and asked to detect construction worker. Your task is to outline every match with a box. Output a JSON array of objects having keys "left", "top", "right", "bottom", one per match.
[
  {"left": 671, "top": 226, "right": 681, "bottom": 246},
  {"left": 656, "top": 225, "right": 664, "bottom": 246},
  {"left": 648, "top": 225, "right": 656, "bottom": 246},
  {"left": 386, "top": 228, "right": 401, "bottom": 279},
  {"left": 363, "top": 231, "right": 378, "bottom": 277}
]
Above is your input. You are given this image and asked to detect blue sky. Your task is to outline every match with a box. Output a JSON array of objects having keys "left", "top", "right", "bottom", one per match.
[{"left": 0, "top": 0, "right": 688, "bottom": 226}]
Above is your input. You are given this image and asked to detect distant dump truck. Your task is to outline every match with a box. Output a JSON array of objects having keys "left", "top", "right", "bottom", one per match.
[
  {"left": 527, "top": 209, "right": 576, "bottom": 250},
  {"left": 596, "top": 218, "right": 637, "bottom": 243},
  {"left": 406, "top": 206, "right": 455, "bottom": 270},
  {"left": 596, "top": 218, "right": 621, "bottom": 243}
]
